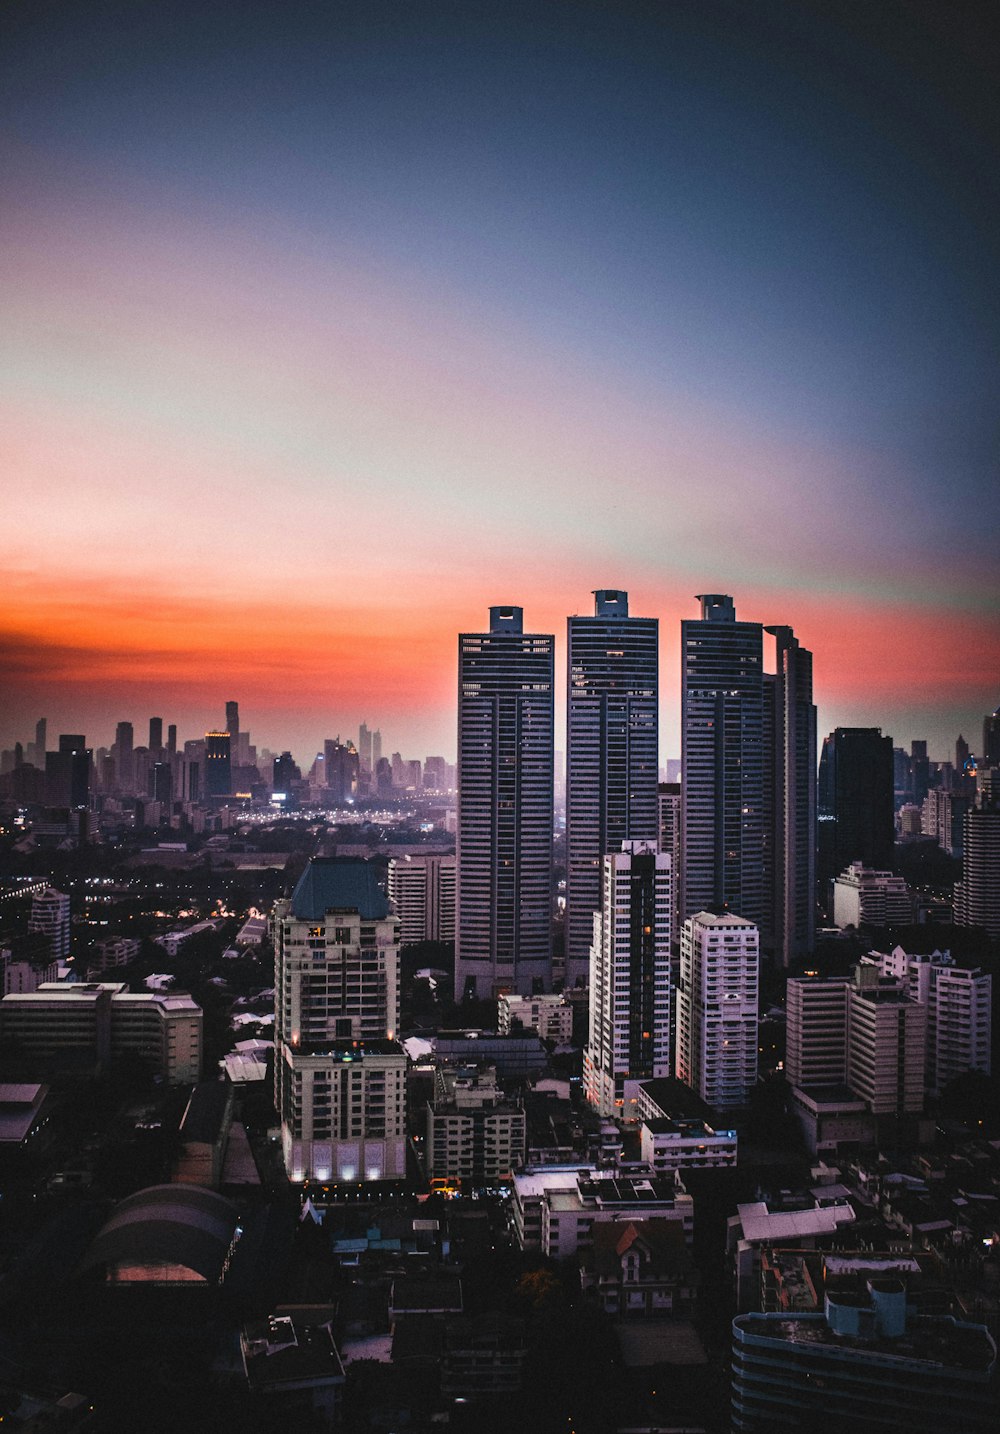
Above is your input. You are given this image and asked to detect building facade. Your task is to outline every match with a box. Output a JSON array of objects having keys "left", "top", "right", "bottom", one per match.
[
  {"left": 675, "top": 910, "right": 759, "bottom": 1108},
  {"left": 455, "top": 606, "right": 554, "bottom": 1000},
  {"left": 272, "top": 858, "right": 403, "bottom": 1182},
  {"left": 387, "top": 855, "right": 456, "bottom": 945},
  {"left": 831, "top": 861, "right": 914, "bottom": 928},
  {"left": 565, "top": 590, "right": 658, "bottom": 987},
  {"left": 681, "top": 595, "right": 766, "bottom": 931},
  {"left": 584, "top": 842, "right": 671, "bottom": 1119},
  {"left": 762, "top": 625, "right": 817, "bottom": 965}
]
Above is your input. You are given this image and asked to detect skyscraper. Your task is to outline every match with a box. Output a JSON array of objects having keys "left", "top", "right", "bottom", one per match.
[
  {"left": 204, "top": 731, "right": 232, "bottom": 798},
  {"left": 680, "top": 595, "right": 765, "bottom": 928},
  {"left": 324, "top": 738, "right": 359, "bottom": 805},
  {"left": 455, "top": 606, "right": 554, "bottom": 1000},
  {"left": 358, "top": 722, "right": 373, "bottom": 775},
  {"left": 983, "top": 704, "right": 1000, "bottom": 768},
  {"left": 762, "top": 625, "right": 817, "bottom": 966},
  {"left": 583, "top": 841, "right": 671, "bottom": 1119},
  {"left": 817, "top": 727, "right": 894, "bottom": 907},
  {"left": 226, "top": 701, "right": 239, "bottom": 739},
  {"left": 113, "top": 721, "right": 134, "bottom": 792},
  {"left": 148, "top": 717, "right": 163, "bottom": 754},
  {"left": 566, "top": 589, "right": 659, "bottom": 988}
]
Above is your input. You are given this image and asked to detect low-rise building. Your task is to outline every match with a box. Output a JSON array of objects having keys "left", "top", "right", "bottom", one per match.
[
  {"left": 425, "top": 1064, "right": 525, "bottom": 1185},
  {"left": 497, "top": 993, "right": 573, "bottom": 1043},
  {"left": 582, "top": 1217, "right": 699, "bottom": 1318},
  {"left": 639, "top": 1116, "right": 737, "bottom": 1172},
  {"left": 832, "top": 861, "right": 914, "bottom": 928},
  {"left": 0, "top": 982, "right": 202, "bottom": 1084},
  {"left": 511, "top": 1165, "right": 693, "bottom": 1259},
  {"left": 241, "top": 1311, "right": 345, "bottom": 1425}
]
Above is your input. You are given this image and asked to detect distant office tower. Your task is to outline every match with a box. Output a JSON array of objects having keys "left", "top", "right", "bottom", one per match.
[
  {"left": 831, "top": 861, "right": 914, "bottom": 928},
  {"left": 565, "top": 590, "right": 659, "bottom": 988},
  {"left": 921, "top": 787, "right": 970, "bottom": 857},
  {"left": 982, "top": 704, "right": 1000, "bottom": 767},
  {"left": 28, "top": 886, "right": 71, "bottom": 964},
  {"left": 166, "top": 723, "right": 177, "bottom": 757},
  {"left": 35, "top": 717, "right": 46, "bottom": 765},
  {"left": 371, "top": 728, "right": 382, "bottom": 768},
  {"left": 204, "top": 732, "right": 232, "bottom": 797},
  {"left": 423, "top": 755, "right": 448, "bottom": 791},
  {"left": 455, "top": 605, "right": 554, "bottom": 1000},
  {"left": 762, "top": 626, "right": 816, "bottom": 965},
  {"left": 324, "top": 738, "right": 359, "bottom": 804},
  {"left": 956, "top": 734, "right": 970, "bottom": 771},
  {"left": 151, "top": 761, "right": 172, "bottom": 805},
  {"left": 865, "top": 947, "right": 991, "bottom": 1089},
  {"left": 675, "top": 910, "right": 759, "bottom": 1108},
  {"left": 113, "top": 721, "right": 134, "bottom": 791},
  {"left": 46, "top": 735, "right": 91, "bottom": 809},
  {"left": 388, "top": 855, "right": 456, "bottom": 944},
  {"left": 910, "top": 739, "right": 930, "bottom": 804},
  {"left": 273, "top": 751, "right": 300, "bottom": 793},
  {"left": 272, "top": 858, "right": 404, "bottom": 1183},
  {"left": 583, "top": 841, "right": 671, "bottom": 1119},
  {"left": 390, "top": 752, "right": 405, "bottom": 790},
  {"left": 680, "top": 596, "right": 765, "bottom": 929},
  {"left": 358, "top": 722, "right": 373, "bottom": 774},
  {"left": 954, "top": 800, "right": 1000, "bottom": 939},
  {"left": 817, "top": 727, "right": 894, "bottom": 904},
  {"left": 148, "top": 717, "right": 163, "bottom": 754},
  {"left": 226, "top": 701, "right": 239, "bottom": 739}
]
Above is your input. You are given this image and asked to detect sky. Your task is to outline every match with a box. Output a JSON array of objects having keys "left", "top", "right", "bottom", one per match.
[{"left": 2, "top": 0, "right": 998, "bottom": 766}]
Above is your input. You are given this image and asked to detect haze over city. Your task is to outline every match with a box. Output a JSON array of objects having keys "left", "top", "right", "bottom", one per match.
[{"left": 3, "top": 0, "right": 998, "bottom": 762}]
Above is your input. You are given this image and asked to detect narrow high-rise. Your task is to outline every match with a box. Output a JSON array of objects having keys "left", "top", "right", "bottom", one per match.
[
  {"left": 680, "top": 595, "right": 765, "bottom": 928},
  {"left": 675, "top": 909, "right": 759, "bottom": 1108},
  {"left": 455, "top": 606, "right": 554, "bottom": 1000},
  {"left": 566, "top": 590, "right": 659, "bottom": 988},
  {"left": 584, "top": 841, "right": 671, "bottom": 1119},
  {"left": 763, "top": 625, "right": 817, "bottom": 965},
  {"left": 817, "top": 727, "right": 894, "bottom": 906}
]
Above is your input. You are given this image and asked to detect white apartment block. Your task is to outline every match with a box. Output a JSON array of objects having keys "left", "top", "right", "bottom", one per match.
[
  {"left": 864, "top": 947, "right": 991, "bottom": 1089},
  {"left": 639, "top": 1116, "right": 737, "bottom": 1172},
  {"left": 675, "top": 911, "right": 759, "bottom": 1108},
  {"left": 28, "top": 887, "right": 71, "bottom": 963},
  {"left": 846, "top": 967, "right": 926, "bottom": 1116},
  {"left": 832, "top": 863, "right": 914, "bottom": 929},
  {"left": 0, "top": 982, "right": 202, "bottom": 1084},
  {"left": 511, "top": 1165, "right": 693, "bottom": 1259},
  {"left": 498, "top": 993, "right": 573, "bottom": 1043},
  {"left": 584, "top": 843, "right": 671, "bottom": 1120},
  {"left": 387, "top": 854, "right": 456, "bottom": 945}
]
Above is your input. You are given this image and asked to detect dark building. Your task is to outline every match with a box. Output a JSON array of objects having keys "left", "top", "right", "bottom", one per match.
[
  {"left": 324, "top": 739, "right": 359, "bottom": 805},
  {"left": 763, "top": 625, "right": 817, "bottom": 966},
  {"left": 910, "top": 738, "right": 930, "bottom": 805},
  {"left": 148, "top": 717, "right": 163, "bottom": 754},
  {"left": 817, "top": 727, "right": 894, "bottom": 908},
  {"left": 204, "top": 732, "right": 232, "bottom": 798},
  {"left": 151, "top": 761, "right": 172, "bottom": 804},
  {"left": 167, "top": 723, "right": 177, "bottom": 756},
  {"left": 273, "top": 751, "right": 300, "bottom": 793},
  {"left": 113, "top": 720, "right": 134, "bottom": 792},
  {"left": 565, "top": 589, "right": 658, "bottom": 988},
  {"left": 45, "top": 735, "right": 91, "bottom": 810},
  {"left": 984, "top": 704, "right": 1000, "bottom": 768},
  {"left": 455, "top": 606, "right": 554, "bottom": 1000},
  {"left": 226, "top": 701, "right": 239, "bottom": 738},
  {"left": 681, "top": 594, "right": 766, "bottom": 928}
]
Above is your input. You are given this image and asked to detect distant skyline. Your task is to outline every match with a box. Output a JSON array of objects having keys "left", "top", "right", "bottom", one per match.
[{"left": 3, "top": 2, "right": 998, "bottom": 764}]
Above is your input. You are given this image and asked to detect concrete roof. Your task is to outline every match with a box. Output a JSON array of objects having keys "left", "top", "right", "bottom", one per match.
[{"left": 737, "top": 1201, "right": 856, "bottom": 1244}]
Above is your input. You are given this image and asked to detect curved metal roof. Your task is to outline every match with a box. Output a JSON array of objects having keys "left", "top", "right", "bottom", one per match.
[{"left": 80, "top": 1183, "right": 239, "bottom": 1282}]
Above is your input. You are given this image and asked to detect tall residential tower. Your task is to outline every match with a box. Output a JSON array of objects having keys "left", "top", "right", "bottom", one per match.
[
  {"left": 455, "top": 606, "right": 554, "bottom": 1000},
  {"left": 565, "top": 590, "right": 659, "bottom": 988}
]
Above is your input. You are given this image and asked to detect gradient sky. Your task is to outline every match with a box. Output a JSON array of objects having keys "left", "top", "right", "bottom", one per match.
[{"left": 2, "top": 0, "right": 998, "bottom": 765}]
